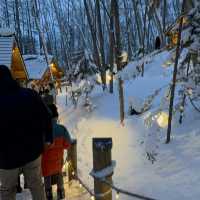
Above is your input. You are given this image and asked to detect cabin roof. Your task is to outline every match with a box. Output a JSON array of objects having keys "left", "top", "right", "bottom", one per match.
[
  {"left": 23, "top": 55, "right": 53, "bottom": 80},
  {"left": 0, "top": 36, "right": 14, "bottom": 68},
  {"left": 165, "top": 14, "right": 189, "bottom": 35},
  {"left": 0, "top": 34, "right": 29, "bottom": 80}
]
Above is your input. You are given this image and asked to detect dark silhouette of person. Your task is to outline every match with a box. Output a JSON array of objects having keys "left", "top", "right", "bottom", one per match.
[
  {"left": 155, "top": 36, "right": 161, "bottom": 50},
  {"left": 0, "top": 65, "right": 53, "bottom": 200}
]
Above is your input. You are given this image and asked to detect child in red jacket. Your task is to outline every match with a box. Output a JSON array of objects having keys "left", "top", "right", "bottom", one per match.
[{"left": 42, "top": 104, "right": 74, "bottom": 200}]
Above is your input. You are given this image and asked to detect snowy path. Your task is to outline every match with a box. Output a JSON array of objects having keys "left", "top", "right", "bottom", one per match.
[
  {"left": 16, "top": 50, "right": 200, "bottom": 200},
  {"left": 57, "top": 88, "right": 200, "bottom": 200},
  {"left": 56, "top": 51, "right": 200, "bottom": 200},
  {"left": 57, "top": 90, "right": 161, "bottom": 200}
]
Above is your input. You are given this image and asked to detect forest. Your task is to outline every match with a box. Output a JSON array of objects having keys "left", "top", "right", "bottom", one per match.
[{"left": 1, "top": 0, "right": 200, "bottom": 200}]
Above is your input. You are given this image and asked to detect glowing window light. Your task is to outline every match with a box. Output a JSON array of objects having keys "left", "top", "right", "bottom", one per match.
[
  {"left": 91, "top": 196, "right": 95, "bottom": 200},
  {"left": 182, "top": 16, "right": 188, "bottom": 25},
  {"left": 50, "top": 63, "right": 57, "bottom": 73},
  {"left": 172, "top": 33, "right": 178, "bottom": 45},
  {"left": 162, "top": 60, "right": 173, "bottom": 68},
  {"left": 156, "top": 112, "right": 169, "bottom": 128},
  {"left": 120, "top": 51, "right": 128, "bottom": 63},
  {"left": 116, "top": 192, "right": 120, "bottom": 199},
  {"left": 96, "top": 72, "right": 114, "bottom": 84}
]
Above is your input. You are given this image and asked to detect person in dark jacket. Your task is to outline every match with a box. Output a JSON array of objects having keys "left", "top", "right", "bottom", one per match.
[
  {"left": 155, "top": 36, "right": 161, "bottom": 50},
  {"left": 0, "top": 65, "right": 53, "bottom": 200}
]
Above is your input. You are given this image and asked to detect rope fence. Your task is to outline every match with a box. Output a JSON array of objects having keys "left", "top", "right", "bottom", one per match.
[{"left": 65, "top": 141, "right": 158, "bottom": 200}]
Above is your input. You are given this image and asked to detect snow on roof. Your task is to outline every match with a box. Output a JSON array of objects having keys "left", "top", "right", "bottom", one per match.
[
  {"left": 0, "top": 28, "right": 15, "bottom": 36},
  {"left": 23, "top": 54, "right": 53, "bottom": 80},
  {"left": 0, "top": 35, "right": 14, "bottom": 68}
]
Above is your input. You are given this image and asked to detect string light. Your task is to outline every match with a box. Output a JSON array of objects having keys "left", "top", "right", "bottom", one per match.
[
  {"left": 90, "top": 195, "right": 95, "bottom": 200},
  {"left": 67, "top": 151, "right": 155, "bottom": 200},
  {"left": 156, "top": 111, "right": 169, "bottom": 128},
  {"left": 116, "top": 191, "right": 120, "bottom": 199}
]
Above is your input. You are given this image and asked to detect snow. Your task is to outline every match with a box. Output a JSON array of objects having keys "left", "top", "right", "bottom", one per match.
[
  {"left": 90, "top": 161, "right": 116, "bottom": 179},
  {"left": 57, "top": 50, "right": 200, "bottom": 200},
  {"left": 23, "top": 55, "right": 53, "bottom": 80},
  {"left": 0, "top": 28, "right": 15, "bottom": 36},
  {"left": 17, "top": 50, "right": 200, "bottom": 200}
]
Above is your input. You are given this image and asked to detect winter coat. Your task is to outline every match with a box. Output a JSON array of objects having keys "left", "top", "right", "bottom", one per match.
[
  {"left": 0, "top": 66, "right": 53, "bottom": 169},
  {"left": 42, "top": 122, "right": 72, "bottom": 177},
  {"left": 42, "top": 93, "right": 54, "bottom": 105}
]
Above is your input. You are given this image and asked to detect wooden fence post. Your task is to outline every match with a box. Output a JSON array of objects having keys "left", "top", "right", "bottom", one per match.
[
  {"left": 68, "top": 139, "right": 77, "bottom": 182},
  {"left": 92, "top": 138, "right": 113, "bottom": 200}
]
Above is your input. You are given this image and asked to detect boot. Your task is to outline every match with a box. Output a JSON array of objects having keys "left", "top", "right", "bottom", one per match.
[
  {"left": 46, "top": 188, "right": 53, "bottom": 200},
  {"left": 57, "top": 188, "right": 65, "bottom": 200},
  {"left": 16, "top": 176, "right": 22, "bottom": 193},
  {"left": 16, "top": 185, "right": 23, "bottom": 193}
]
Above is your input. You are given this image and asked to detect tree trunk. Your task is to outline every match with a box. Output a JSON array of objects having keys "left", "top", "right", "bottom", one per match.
[
  {"left": 166, "top": 0, "right": 186, "bottom": 144},
  {"left": 162, "top": 0, "right": 167, "bottom": 46},
  {"left": 109, "top": 0, "right": 115, "bottom": 94},
  {"left": 112, "top": 0, "right": 125, "bottom": 124},
  {"left": 131, "top": 0, "right": 143, "bottom": 47},
  {"left": 15, "top": 0, "right": 23, "bottom": 52},
  {"left": 31, "top": 0, "right": 54, "bottom": 82},
  {"left": 4, "top": 0, "right": 10, "bottom": 27},
  {"left": 83, "top": 0, "right": 106, "bottom": 90},
  {"left": 96, "top": 0, "right": 106, "bottom": 89},
  {"left": 141, "top": 2, "right": 148, "bottom": 77}
]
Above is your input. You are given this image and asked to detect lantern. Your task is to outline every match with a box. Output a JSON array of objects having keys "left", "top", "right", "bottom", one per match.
[
  {"left": 156, "top": 111, "right": 169, "bottom": 128},
  {"left": 172, "top": 32, "right": 178, "bottom": 45}
]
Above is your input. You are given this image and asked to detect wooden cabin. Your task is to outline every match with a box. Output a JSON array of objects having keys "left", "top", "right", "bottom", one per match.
[
  {"left": 0, "top": 32, "right": 28, "bottom": 82},
  {"left": 165, "top": 15, "right": 190, "bottom": 48},
  {"left": 23, "top": 55, "right": 63, "bottom": 84}
]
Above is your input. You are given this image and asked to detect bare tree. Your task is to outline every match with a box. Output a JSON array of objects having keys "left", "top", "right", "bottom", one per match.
[
  {"left": 166, "top": 0, "right": 186, "bottom": 144},
  {"left": 112, "top": 0, "right": 125, "bottom": 124}
]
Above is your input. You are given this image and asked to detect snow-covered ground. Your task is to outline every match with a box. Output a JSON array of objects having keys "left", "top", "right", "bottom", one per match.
[
  {"left": 57, "top": 50, "right": 200, "bottom": 200},
  {"left": 17, "top": 50, "right": 200, "bottom": 200}
]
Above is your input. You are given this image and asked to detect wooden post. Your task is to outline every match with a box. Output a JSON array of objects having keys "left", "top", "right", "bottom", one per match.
[
  {"left": 68, "top": 139, "right": 77, "bottom": 182},
  {"left": 92, "top": 138, "right": 113, "bottom": 200}
]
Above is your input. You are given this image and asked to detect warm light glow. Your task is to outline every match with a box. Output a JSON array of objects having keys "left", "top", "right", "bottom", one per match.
[
  {"left": 107, "top": 74, "right": 112, "bottom": 82},
  {"left": 12, "top": 47, "right": 17, "bottom": 54},
  {"left": 96, "top": 74, "right": 101, "bottom": 83},
  {"left": 116, "top": 192, "right": 120, "bottom": 199},
  {"left": 91, "top": 196, "right": 95, "bottom": 200},
  {"left": 182, "top": 16, "right": 188, "bottom": 25},
  {"left": 156, "top": 112, "right": 169, "bottom": 128},
  {"left": 50, "top": 63, "right": 54, "bottom": 68},
  {"left": 97, "top": 72, "right": 114, "bottom": 84},
  {"left": 162, "top": 60, "right": 173, "bottom": 67},
  {"left": 120, "top": 51, "right": 128, "bottom": 63},
  {"left": 166, "top": 60, "right": 173, "bottom": 65},
  {"left": 50, "top": 63, "right": 57, "bottom": 73},
  {"left": 172, "top": 33, "right": 178, "bottom": 45}
]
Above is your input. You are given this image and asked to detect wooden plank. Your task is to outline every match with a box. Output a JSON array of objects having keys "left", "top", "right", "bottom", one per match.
[{"left": 12, "top": 70, "right": 26, "bottom": 79}]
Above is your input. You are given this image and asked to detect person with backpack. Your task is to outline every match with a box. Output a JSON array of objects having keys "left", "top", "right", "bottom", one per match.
[
  {"left": 0, "top": 65, "right": 53, "bottom": 200},
  {"left": 42, "top": 104, "right": 75, "bottom": 200}
]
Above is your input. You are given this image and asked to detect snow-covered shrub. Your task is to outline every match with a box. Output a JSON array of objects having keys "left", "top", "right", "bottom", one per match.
[{"left": 67, "top": 50, "right": 98, "bottom": 110}]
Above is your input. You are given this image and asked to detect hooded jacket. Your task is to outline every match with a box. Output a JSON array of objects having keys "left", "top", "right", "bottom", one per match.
[
  {"left": 42, "top": 121, "right": 72, "bottom": 177},
  {"left": 0, "top": 65, "right": 53, "bottom": 169}
]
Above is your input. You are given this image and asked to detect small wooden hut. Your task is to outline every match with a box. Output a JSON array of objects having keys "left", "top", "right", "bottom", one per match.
[
  {"left": 165, "top": 15, "right": 190, "bottom": 48},
  {"left": 23, "top": 55, "right": 63, "bottom": 84},
  {"left": 0, "top": 31, "right": 28, "bottom": 81}
]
